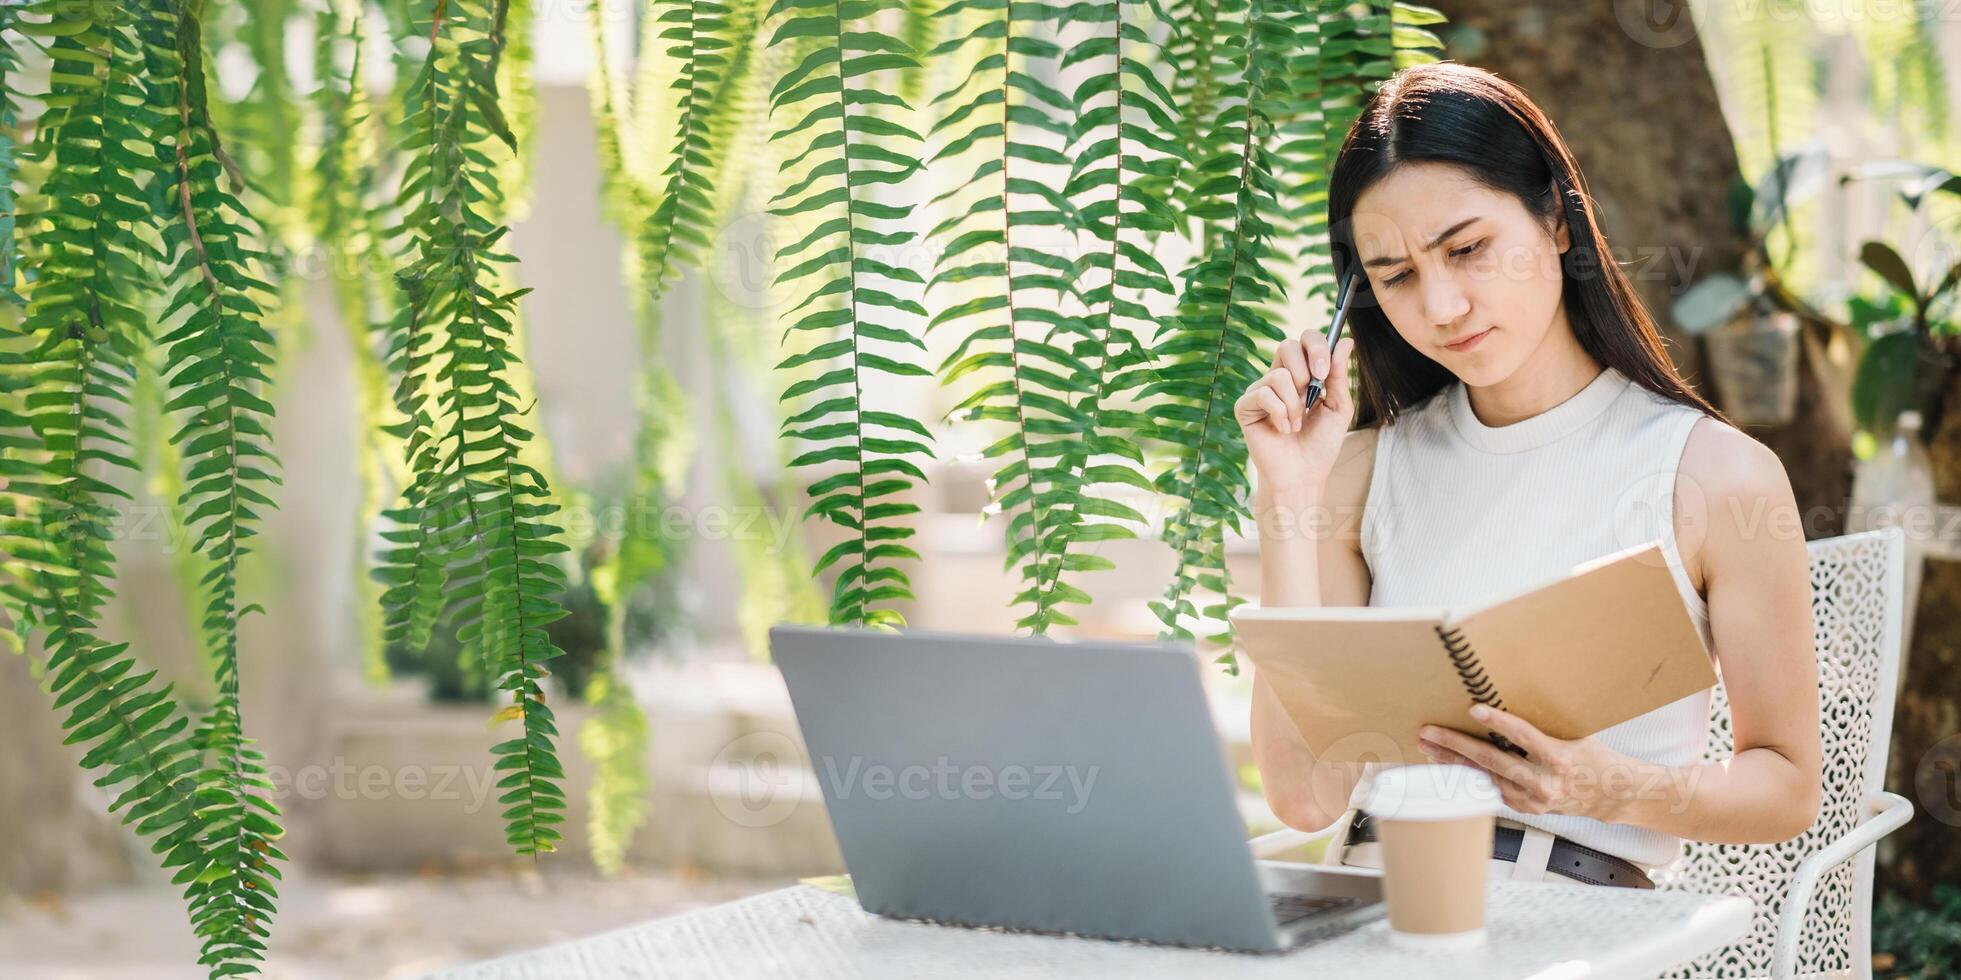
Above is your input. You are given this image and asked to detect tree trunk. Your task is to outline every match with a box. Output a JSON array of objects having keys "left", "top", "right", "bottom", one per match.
[
  {"left": 1886, "top": 378, "right": 1961, "bottom": 901},
  {"left": 1428, "top": 0, "right": 1851, "bottom": 535}
]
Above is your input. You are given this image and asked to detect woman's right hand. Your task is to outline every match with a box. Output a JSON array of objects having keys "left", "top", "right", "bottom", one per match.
[{"left": 1235, "top": 330, "right": 1356, "bottom": 498}]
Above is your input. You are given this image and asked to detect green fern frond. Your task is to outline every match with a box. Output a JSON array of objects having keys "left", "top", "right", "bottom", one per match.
[
  {"left": 706, "top": 282, "right": 826, "bottom": 656},
  {"left": 577, "top": 269, "right": 687, "bottom": 874},
  {"left": 1163, "top": 0, "right": 1227, "bottom": 238},
  {"left": 767, "top": 0, "right": 935, "bottom": 628},
  {"left": 642, "top": 0, "right": 738, "bottom": 296},
  {"left": 897, "top": 0, "right": 938, "bottom": 105},
  {"left": 373, "top": 272, "right": 453, "bottom": 654},
  {"left": 307, "top": 0, "right": 397, "bottom": 685},
  {"left": 925, "top": 0, "right": 1082, "bottom": 632},
  {"left": 698, "top": 0, "right": 769, "bottom": 215},
  {"left": 201, "top": 0, "right": 300, "bottom": 234},
  {"left": 1849, "top": 0, "right": 1948, "bottom": 148},
  {"left": 578, "top": 0, "right": 762, "bottom": 868},
  {"left": 383, "top": 0, "right": 571, "bottom": 858},
  {"left": 577, "top": 663, "right": 650, "bottom": 876},
  {"left": 1705, "top": 0, "right": 1819, "bottom": 285},
  {"left": 1387, "top": 1, "right": 1446, "bottom": 68},
  {"left": 925, "top": 0, "right": 1166, "bottom": 632},
  {"left": 587, "top": 3, "right": 642, "bottom": 226},
  {"left": 1146, "top": 0, "right": 1293, "bottom": 666},
  {"left": 496, "top": 0, "right": 540, "bottom": 212},
  {"left": 1055, "top": 0, "right": 1182, "bottom": 589},
  {"left": 142, "top": 0, "right": 288, "bottom": 968},
  {"left": 373, "top": 0, "right": 429, "bottom": 176},
  {"left": 0, "top": 5, "right": 279, "bottom": 978},
  {"left": 1276, "top": 1, "right": 1443, "bottom": 296},
  {"left": 595, "top": 0, "right": 764, "bottom": 272},
  {"left": 0, "top": 8, "right": 28, "bottom": 305},
  {"left": 5, "top": 4, "right": 153, "bottom": 646},
  {"left": 1709, "top": 0, "right": 1817, "bottom": 184}
]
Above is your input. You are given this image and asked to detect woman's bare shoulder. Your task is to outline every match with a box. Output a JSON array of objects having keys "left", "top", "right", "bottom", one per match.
[
  {"left": 1674, "top": 415, "right": 1800, "bottom": 593},
  {"left": 1678, "top": 415, "right": 1792, "bottom": 508}
]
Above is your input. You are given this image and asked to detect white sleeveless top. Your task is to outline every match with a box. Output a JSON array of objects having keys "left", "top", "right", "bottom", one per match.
[{"left": 1353, "top": 364, "right": 1716, "bottom": 870}]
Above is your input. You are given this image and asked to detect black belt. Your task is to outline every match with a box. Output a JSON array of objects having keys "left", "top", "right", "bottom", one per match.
[{"left": 1344, "top": 812, "right": 1654, "bottom": 889}]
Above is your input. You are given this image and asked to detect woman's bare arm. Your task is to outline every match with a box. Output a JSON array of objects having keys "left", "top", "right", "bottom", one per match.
[
  {"left": 1249, "top": 426, "right": 1376, "bottom": 831},
  {"left": 1595, "top": 419, "right": 1824, "bottom": 842},
  {"left": 1405, "top": 418, "right": 1824, "bottom": 845}
]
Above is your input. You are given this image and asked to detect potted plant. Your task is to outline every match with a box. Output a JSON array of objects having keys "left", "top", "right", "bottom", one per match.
[
  {"left": 1837, "top": 159, "right": 1961, "bottom": 440},
  {"left": 1671, "top": 145, "right": 1831, "bottom": 425}
]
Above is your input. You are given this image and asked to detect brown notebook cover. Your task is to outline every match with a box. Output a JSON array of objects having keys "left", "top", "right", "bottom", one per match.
[{"left": 1229, "top": 540, "right": 1718, "bottom": 767}]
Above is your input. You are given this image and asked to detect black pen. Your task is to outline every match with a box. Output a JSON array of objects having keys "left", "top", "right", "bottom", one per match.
[{"left": 1303, "top": 269, "right": 1360, "bottom": 413}]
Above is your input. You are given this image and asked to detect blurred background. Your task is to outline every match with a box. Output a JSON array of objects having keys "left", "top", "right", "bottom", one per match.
[{"left": 2, "top": 0, "right": 1961, "bottom": 977}]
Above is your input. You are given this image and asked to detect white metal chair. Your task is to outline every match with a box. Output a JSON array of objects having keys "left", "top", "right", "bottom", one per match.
[
  {"left": 1249, "top": 527, "right": 1914, "bottom": 980},
  {"left": 1655, "top": 526, "right": 1913, "bottom": 979}
]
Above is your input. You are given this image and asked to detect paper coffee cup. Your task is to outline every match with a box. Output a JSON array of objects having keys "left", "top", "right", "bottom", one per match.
[{"left": 1363, "top": 764, "right": 1502, "bottom": 949}]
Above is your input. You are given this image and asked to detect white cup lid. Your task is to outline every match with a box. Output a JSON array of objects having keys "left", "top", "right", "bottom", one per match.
[{"left": 1364, "top": 764, "right": 1502, "bottom": 821}]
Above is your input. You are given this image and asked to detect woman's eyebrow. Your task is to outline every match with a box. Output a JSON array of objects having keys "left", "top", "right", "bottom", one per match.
[{"left": 1361, "top": 216, "right": 1483, "bottom": 268}]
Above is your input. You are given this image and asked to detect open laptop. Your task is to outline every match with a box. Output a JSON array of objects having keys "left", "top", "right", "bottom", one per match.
[{"left": 768, "top": 624, "right": 1386, "bottom": 952}]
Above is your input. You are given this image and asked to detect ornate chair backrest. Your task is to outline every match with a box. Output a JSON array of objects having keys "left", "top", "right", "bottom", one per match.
[{"left": 1655, "top": 527, "right": 1905, "bottom": 979}]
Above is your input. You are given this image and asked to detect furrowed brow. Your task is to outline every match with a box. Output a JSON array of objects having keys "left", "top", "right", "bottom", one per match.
[{"left": 1361, "top": 217, "right": 1481, "bottom": 268}]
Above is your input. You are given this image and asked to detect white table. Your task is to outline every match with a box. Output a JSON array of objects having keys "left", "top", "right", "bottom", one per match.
[{"left": 429, "top": 880, "right": 1755, "bottom": 979}]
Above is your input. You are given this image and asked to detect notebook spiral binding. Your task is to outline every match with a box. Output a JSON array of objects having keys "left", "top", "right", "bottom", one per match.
[{"left": 1435, "top": 624, "right": 1528, "bottom": 758}]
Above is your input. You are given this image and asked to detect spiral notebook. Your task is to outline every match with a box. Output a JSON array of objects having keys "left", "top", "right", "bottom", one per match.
[{"left": 1228, "top": 540, "right": 1719, "bottom": 766}]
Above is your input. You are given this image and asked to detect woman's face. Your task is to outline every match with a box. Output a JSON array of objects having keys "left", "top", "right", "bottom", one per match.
[{"left": 1349, "top": 162, "right": 1572, "bottom": 386}]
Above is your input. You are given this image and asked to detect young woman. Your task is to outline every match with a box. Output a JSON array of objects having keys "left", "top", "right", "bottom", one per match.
[{"left": 1238, "top": 63, "right": 1823, "bottom": 888}]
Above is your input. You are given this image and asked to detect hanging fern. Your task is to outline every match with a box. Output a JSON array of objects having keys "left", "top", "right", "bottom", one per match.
[
  {"left": 1163, "top": 0, "right": 1227, "bottom": 240},
  {"left": 374, "top": 270, "right": 451, "bottom": 655},
  {"left": 643, "top": 0, "right": 827, "bottom": 656},
  {"left": 377, "top": 0, "right": 571, "bottom": 858},
  {"left": 201, "top": 0, "right": 300, "bottom": 231},
  {"left": 1276, "top": 1, "right": 1443, "bottom": 296},
  {"left": 1146, "top": 0, "right": 1293, "bottom": 664},
  {"left": 307, "top": 0, "right": 397, "bottom": 685},
  {"left": 642, "top": 0, "right": 738, "bottom": 296},
  {"left": 1849, "top": 2, "right": 1948, "bottom": 147},
  {"left": 144, "top": 0, "right": 288, "bottom": 967},
  {"left": 1146, "top": 0, "right": 1443, "bottom": 663},
  {"left": 579, "top": 664, "right": 651, "bottom": 874},
  {"left": 766, "top": 0, "right": 934, "bottom": 628},
  {"left": 496, "top": 0, "right": 540, "bottom": 206},
  {"left": 1051, "top": 0, "right": 1182, "bottom": 615},
  {"left": 579, "top": 0, "right": 762, "bottom": 873},
  {"left": 897, "top": 0, "right": 937, "bottom": 106},
  {"left": 587, "top": 3, "right": 641, "bottom": 225},
  {"left": 924, "top": 0, "right": 1147, "bottom": 632},
  {"left": 3, "top": 0, "right": 157, "bottom": 808},
  {"left": 0, "top": 4, "right": 278, "bottom": 977},
  {"left": 1703, "top": 0, "right": 1818, "bottom": 285},
  {"left": 0, "top": 5, "right": 23, "bottom": 306}
]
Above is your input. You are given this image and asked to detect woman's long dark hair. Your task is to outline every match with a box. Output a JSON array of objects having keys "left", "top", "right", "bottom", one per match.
[{"left": 1328, "top": 62, "right": 1728, "bottom": 430}]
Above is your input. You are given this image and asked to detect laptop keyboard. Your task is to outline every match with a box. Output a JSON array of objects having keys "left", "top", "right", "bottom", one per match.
[{"left": 1267, "top": 892, "right": 1359, "bottom": 926}]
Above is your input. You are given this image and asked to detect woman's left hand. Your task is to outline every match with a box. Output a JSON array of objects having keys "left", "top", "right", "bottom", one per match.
[{"left": 1417, "top": 704, "right": 1632, "bottom": 822}]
